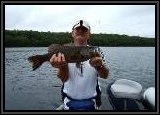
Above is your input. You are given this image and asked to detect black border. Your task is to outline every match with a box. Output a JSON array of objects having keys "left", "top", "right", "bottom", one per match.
[{"left": 1, "top": 0, "right": 159, "bottom": 114}]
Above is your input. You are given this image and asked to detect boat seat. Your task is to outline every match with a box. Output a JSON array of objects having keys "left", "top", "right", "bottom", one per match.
[
  {"left": 110, "top": 79, "right": 143, "bottom": 99},
  {"left": 143, "top": 87, "right": 155, "bottom": 109}
]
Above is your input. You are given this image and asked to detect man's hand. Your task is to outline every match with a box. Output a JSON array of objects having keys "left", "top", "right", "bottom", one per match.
[
  {"left": 89, "top": 56, "right": 109, "bottom": 79},
  {"left": 89, "top": 57, "right": 103, "bottom": 68},
  {"left": 49, "top": 52, "right": 67, "bottom": 68},
  {"left": 50, "top": 52, "right": 68, "bottom": 82}
]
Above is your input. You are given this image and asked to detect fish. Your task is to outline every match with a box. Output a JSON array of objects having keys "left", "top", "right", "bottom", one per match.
[{"left": 28, "top": 44, "right": 100, "bottom": 71}]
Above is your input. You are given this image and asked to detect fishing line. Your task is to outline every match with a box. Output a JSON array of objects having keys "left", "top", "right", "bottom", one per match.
[
  {"left": 97, "top": 20, "right": 109, "bottom": 65},
  {"left": 37, "top": 67, "right": 41, "bottom": 77},
  {"left": 97, "top": 20, "right": 104, "bottom": 60},
  {"left": 98, "top": 20, "right": 100, "bottom": 48}
]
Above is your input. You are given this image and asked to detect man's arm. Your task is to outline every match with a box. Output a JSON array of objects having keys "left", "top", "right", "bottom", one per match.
[
  {"left": 89, "top": 56, "right": 109, "bottom": 79},
  {"left": 57, "top": 65, "right": 68, "bottom": 82},
  {"left": 50, "top": 53, "right": 69, "bottom": 82}
]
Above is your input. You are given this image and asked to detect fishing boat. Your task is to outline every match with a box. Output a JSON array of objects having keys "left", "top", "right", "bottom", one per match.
[
  {"left": 56, "top": 79, "right": 155, "bottom": 110},
  {"left": 107, "top": 79, "right": 155, "bottom": 110}
]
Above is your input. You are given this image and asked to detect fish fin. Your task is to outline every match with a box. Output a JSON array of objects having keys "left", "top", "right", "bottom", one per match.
[{"left": 28, "top": 55, "right": 46, "bottom": 71}]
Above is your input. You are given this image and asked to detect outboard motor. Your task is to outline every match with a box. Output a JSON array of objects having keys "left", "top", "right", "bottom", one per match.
[{"left": 107, "top": 79, "right": 143, "bottom": 110}]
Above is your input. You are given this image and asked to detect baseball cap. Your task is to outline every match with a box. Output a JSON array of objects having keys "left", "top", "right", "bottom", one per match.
[{"left": 72, "top": 20, "right": 90, "bottom": 30}]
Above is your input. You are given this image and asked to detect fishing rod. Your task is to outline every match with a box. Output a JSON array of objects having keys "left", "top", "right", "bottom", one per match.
[{"left": 96, "top": 20, "right": 104, "bottom": 61}]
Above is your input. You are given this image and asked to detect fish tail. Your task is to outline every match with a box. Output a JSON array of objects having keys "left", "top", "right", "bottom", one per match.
[{"left": 28, "top": 55, "right": 47, "bottom": 71}]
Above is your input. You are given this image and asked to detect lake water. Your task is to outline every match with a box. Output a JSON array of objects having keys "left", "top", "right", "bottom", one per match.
[{"left": 5, "top": 47, "right": 155, "bottom": 110}]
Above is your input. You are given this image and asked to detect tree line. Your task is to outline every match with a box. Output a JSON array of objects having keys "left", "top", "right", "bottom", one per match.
[{"left": 5, "top": 30, "right": 155, "bottom": 47}]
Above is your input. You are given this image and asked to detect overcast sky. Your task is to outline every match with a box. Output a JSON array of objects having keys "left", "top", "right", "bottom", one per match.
[{"left": 5, "top": 5, "right": 155, "bottom": 38}]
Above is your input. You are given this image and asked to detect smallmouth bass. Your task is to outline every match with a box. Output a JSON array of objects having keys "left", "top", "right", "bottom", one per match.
[{"left": 28, "top": 44, "right": 100, "bottom": 71}]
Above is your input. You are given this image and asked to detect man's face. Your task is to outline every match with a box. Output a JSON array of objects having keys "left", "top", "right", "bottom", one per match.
[{"left": 72, "top": 26, "right": 90, "bottom": 41}]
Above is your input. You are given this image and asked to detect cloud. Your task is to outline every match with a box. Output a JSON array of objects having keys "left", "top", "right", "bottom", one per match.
[{"left": 5, "top": 5, "right": 155, "bottom": 38}]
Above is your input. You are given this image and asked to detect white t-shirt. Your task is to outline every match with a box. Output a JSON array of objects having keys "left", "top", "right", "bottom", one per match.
[
  {"left": 62, "top": 60, "right": 99, "bottom": 110},
  {"left": 63, "top": 60, "right": 98, "bottom": 100}
]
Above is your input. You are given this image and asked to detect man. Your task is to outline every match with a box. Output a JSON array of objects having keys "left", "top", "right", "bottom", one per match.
[{"left": 50, "top": 20, "right": 109, "bottom": 110}]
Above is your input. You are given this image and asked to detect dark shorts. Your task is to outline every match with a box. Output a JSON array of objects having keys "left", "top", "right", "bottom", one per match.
[{"left": 66, "top": 99, "right": 95, "bottom": 110}]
